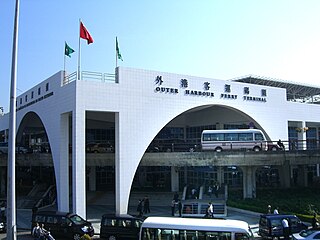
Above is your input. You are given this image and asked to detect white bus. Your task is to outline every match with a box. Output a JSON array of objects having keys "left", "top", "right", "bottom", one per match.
[
  {"left": 201, "top": 129, "right": 267, "bottom": 152},
  {"left": 139, "top": 216, "right": 253, "bottom": 240}
]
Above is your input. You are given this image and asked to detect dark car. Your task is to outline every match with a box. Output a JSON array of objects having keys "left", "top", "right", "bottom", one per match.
[
  {"left": 87, "top": 143, "right": 114, "bottom": 153},
  {"left": 31, "top": 210, "right": 94, "bottom": 240},
  {"left": 259, "top": 214, "right": 308, "bottom": 239},
  {"left": 100, "top": 214, "right": 144, "bottom": 240}
]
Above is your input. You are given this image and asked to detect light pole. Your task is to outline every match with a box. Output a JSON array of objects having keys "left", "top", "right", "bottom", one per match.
[{"left": 7, "top": 0, "right": 20, "bottom": 239}]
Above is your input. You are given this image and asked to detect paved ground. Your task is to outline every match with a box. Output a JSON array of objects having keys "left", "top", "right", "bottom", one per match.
[
  {"left": 0, "top": 192, "right": 262, "bottom": 239},
  {"left": 0, "top": 205, "right": 261, "bottom": 240}
]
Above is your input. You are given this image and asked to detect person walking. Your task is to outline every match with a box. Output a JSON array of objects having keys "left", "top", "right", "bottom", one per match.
[
  {"left": 32, "top": 222, "right": 41, "bottom": 240},
  {"left": 206, "top": 202, "right": 214, "bottom": 218},
  {"left": 208, "top": 185, "right": 213, "bottom": 198},
  {"left": 173, "top": 192, "right": 179, "bottom": 202},
  {"left": 178, "top": 200, "right": 182, "bottom": 217},
  {"left": 171, "top": 200, "right": 176, "bottom": 216},
  {"left": 40, "top": 223, "right": 55, "bottom": 240},
  {"left": 282, "top": 218, "right": 290, "bottom": 240},
  {"left": 143, "top": 196, "right": 150, "bottom": 214},
  {"left": 267, "top": 205, "right": 272, "bottom": 214},
  {"left": 137, "top": 199, "right": 143, "bottom": 217}
]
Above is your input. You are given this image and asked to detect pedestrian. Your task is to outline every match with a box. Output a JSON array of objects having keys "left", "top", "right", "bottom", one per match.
[
  {"left": 312, "top": 213, "right": 319, "bottom": 229},
  {"left": 206, "top": 202, "right": 214, "bottom": 218},
  {"left": 267, "top": 205, "right": 272, "bottom": 214},
  {"left": 191, "top": 188, "right": 197, "bottom": 199},
  {"left": 214, "top": 182, "right": 219, "bottom": 198},
  {"left": 143, "top": 196, "right": 150, "bottom": 214},
  {"left": 281, "top": 218, "right": 290, "bottom": 240},
  {"left": 137, "top": 199, "right": 143, "bottom": 217},
  {"left": 178, "top": 200, "right": 182, "bottom": 217},
  {"left": 277, "top": 139, "right": 285, "bottom": 150},
  {"left": 274, "top": 207, "right": 279, "bottom": 214},
  {"left": 32, "top": 222, "right": 41, "bottom": 240},
  {"left": 171, "top": 200, "right": 176, "bottom": 216},
  {"left": 208, "top": 185, "right": 213, "bottom": 198},
  {"left": 40, "top": 223, "right": 55, "bottom": 240},
  {"left": 173, "top": 192, "right": 179, "bottom": 202}
]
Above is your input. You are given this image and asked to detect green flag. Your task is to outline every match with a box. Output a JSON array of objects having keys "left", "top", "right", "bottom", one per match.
[
  {"left": 65, "top": 42, "right": 75, "bottom": 57},
  {"left": 116, "top": 37, "right": 123, "bottom": 61}
]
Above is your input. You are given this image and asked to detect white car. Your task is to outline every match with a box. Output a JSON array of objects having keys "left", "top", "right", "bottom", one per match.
[{"left": 293, "top": 229, "right": 320, "bottom": 240}]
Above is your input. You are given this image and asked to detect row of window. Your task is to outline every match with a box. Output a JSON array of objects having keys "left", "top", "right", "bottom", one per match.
[
  {"left": 202, "top": 133, "right": 264, "bottom": 142},
  {"left": 18, "top": 82, "right": 50, "bottom": 105}
]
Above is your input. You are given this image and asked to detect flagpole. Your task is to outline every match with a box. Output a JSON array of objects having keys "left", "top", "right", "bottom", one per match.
[
  {"left": 78, "top": 19, "right": 81, "bottom": 80},
  {"left": 64, "top": 42, "right": 66, "bottom": 81},
  {"left": 116, "top": 38, "right": 118, "bottom": 68},
  {"left": 8, "top": 0, "right": 19, "bottom": 239}
]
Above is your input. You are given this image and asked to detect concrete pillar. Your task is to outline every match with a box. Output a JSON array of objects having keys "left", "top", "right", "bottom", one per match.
[
  {"left": 279, "top": 161, "right": 291, "bottom": 188},
  {"left": 57, "top": 113, "right": 70, "bottom": 212},
  {"left": 297, "top": 165, "right": 308, "bottom": 187},
  {"left": 242, "top": 166, "right": 256, "bottom": 199},
  {"left": 184, "top": 166, "right": 188, "bottom": 185},
  {"left": 88, "top": 167, "right": 96, "bottom": 191},
  {"left": 115, "top": 112, "right": 129, "bottom": 215},
  {"left": 171, "top": 166, "right": 179, "bottom": 192},
  {"left": 217, "top": 166, "right": 223, "bottom": 184},
  {"left": 72, "top": 109, "right": 86, "bottom": 218}
]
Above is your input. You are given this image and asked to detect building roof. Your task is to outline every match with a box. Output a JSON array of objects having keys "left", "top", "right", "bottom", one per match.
[{"left": 230, "top": 74, "right": 320, "bottom": 103}]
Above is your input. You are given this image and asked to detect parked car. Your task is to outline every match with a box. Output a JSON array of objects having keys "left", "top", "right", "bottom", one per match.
[
  {"left": 87, "top": 143, "right": 114, "bottom": 153},
  {"left": 100, "top": 214, "right": 144, "bottom": 240},
  {"left": 31, "top": 210, "right": 94, "bottom": 240},
  {"left": 293, "top": 229, "right": 320, "bottom": 240},
  {"left": 259, "top": 214, "right": 308, "bottom": 239},
  {"left": 0, "top": 142, "right": 30, "bottom": 154}
]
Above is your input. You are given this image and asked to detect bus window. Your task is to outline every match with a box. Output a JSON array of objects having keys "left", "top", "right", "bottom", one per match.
[
  {"left": 239, "top": 133, "right": 253, "bottom": 141},
  {"left": 225, "top": 133, "right": 238, "bottom": 141},
  {"left": 254, "top": 133, "right": 265, "bottom": 141}
]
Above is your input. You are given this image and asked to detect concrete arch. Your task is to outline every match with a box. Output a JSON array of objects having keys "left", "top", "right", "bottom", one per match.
[
  {"left": 120, "top": 103, "right": 275, "bottom": 214},
  {"left": 16, "top": 109, "right": 69, "bottom": 213},
  {"left": 16, "top": 111, "right": 56, "bottom": 179}
]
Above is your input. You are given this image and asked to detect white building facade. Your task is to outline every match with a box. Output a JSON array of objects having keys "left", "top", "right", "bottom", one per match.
[{"left": 0, "top": 67, "right": 320, "bottom": 218}]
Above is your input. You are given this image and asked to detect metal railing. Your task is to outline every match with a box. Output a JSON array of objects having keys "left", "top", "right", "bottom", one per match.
[
  {"left": 34, "top": 185, "right": 56, "bottom": 210},
  {"left": 63, "top": 71, "right": 116, "bottom": 86},
  {"left": 146, "top": 139, "right": 320, "bottom": 153}
]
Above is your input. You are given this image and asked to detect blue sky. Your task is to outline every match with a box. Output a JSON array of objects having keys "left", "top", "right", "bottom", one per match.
[{"left": 1, "top": 0, "right": 320, "bottom": 112}]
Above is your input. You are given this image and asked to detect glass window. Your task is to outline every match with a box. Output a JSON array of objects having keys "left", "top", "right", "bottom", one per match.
[
  {"left": 46, "top": 83, "right": 49, "bottom": 91},
  {"left": 38, "top": 87, "right": 41, "bottom": 95},
  {"left": 225, "top": 133, "right": 238, "bottom": 141},
  {"left": 314, "top": 233, "right": 320, "bottom": 239},
  {"left": 239, "top": 133, "right": 253, "bottom": 141},
  {"left": 254, "top": 133, "right": 264, "bottom": 141}
]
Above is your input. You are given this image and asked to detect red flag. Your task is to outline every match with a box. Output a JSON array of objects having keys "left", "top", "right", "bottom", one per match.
[{"left": 80, "top": 21, "right": 94, "bottom": 44}]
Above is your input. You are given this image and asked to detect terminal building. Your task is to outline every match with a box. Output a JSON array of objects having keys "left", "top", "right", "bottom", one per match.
[{"left": 0, "top": 67, "right": 320, "bottom": 218}]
